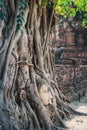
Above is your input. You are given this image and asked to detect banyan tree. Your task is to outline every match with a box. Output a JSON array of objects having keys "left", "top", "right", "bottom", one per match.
[{"left": 0, "top": 0, "right": 87, "bottom": 130}]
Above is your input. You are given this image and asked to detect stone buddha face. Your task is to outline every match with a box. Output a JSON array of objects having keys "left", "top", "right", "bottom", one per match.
[{"left": 39, "top": 84, "right": 53, "bottom": 106}]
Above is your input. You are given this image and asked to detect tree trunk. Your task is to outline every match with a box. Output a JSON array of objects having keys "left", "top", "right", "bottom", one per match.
[{"left": 0, "top": 0, "right": 87, "bottom": 130}]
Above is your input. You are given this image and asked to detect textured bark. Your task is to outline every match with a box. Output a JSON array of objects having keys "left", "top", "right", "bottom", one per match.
[{"left": 0, "top": 0, "right": 87, "bottom": 130}]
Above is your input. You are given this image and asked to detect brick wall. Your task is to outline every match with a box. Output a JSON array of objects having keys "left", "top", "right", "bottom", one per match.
[
  {"left": 54, "top": 23, "right": 87, "bottom": 101},
  {"left": 55, "top": 65, "right": 87, "bottom": 101}
]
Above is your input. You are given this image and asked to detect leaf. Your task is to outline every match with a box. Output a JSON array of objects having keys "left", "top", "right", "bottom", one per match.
[
  {"left": 0, "top": 13, "right": 4, "bottom": 20},
  {"left": 16, "top": 24, "right": 21, "bottom": 31},
  {"left": 42, "top": 0, "right": 47, "bottom": 6},
  {"left": 69, "top": 8, "right": 76, "bottom": 17}
]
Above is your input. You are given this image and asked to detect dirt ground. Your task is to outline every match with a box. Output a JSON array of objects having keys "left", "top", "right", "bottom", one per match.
[{"left": 65, "top": 94, "right": 87, "bottom": 130}]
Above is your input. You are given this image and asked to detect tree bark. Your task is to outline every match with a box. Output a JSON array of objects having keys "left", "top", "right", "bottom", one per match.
[{"left": 0, "top": 0, "right": 87, "bottom": 130}]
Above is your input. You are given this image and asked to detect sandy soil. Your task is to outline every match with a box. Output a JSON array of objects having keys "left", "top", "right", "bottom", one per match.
[{"left": 65, "top": 94, "right": 87, "bottom": 130}]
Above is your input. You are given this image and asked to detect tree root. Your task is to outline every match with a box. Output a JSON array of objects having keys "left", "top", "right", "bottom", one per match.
[{"left": 63, "top": 103, "right": 87, "bottom": 116}]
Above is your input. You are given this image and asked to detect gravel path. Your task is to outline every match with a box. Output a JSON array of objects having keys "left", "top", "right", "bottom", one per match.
[{"left": 65, "top": 94, "right": 87, "bottom": 130}]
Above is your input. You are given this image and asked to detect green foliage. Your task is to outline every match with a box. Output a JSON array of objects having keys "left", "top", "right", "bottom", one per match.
[
  {"left": 0, "top": 0, "right": 7, "bottom": 21},
  {"left": 82, "top": 19, "right": 87, "bottom": 28},
  {"left": 16, "top": 0, "right": 28, "bottom": 31},
  {"left": 42, "top": 0, "right": 47, "bottom": 6},
  {"left": 52, "top": 0, "right": 87, "bottom": 27}
]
